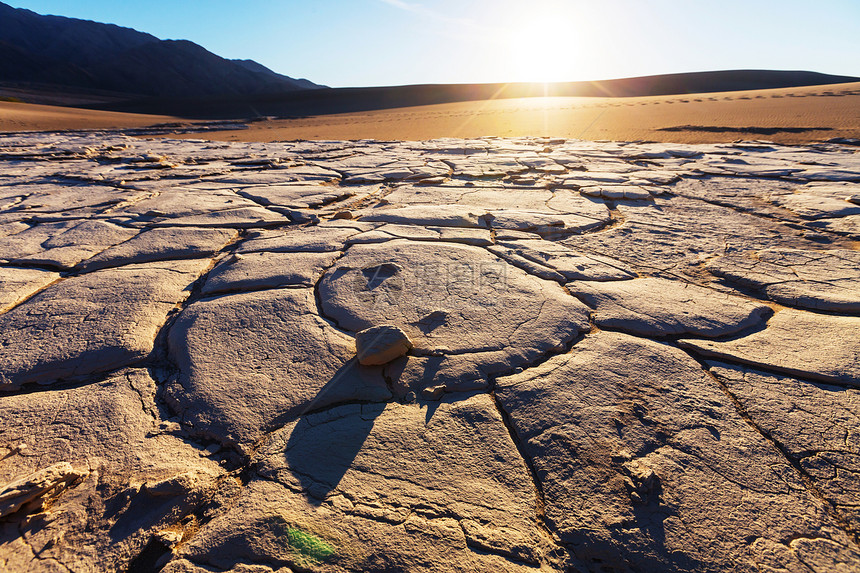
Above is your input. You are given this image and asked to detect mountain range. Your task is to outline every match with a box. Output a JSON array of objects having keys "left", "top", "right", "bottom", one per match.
[{"left": 0, "top": 2, "right": 321, "bottom": 99}]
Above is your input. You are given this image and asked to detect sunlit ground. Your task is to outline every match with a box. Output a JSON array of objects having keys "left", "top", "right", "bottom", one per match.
[
  {"left": 2, "top": 82, "right": 857, "bottom": 144},
  {"left": 0, "top": 100, "right": 178, "bottom": 132},
  {"left": 165, "top": 82, "right": 860, "bottom": 144}
]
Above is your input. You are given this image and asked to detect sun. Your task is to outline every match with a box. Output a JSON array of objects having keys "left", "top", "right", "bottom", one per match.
[{"left": 498, "top": 1, "right": 585, "bottom": 84}]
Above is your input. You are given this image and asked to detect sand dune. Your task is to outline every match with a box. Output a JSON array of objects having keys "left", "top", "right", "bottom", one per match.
[
  {"left": 173, "top": 81, "right": 860, "bottom": 144},
  {"left": 1, "top": 82, "right": 858, "bottom": 144},
  {"left": 0, "top": 100, "right": 178, "bottom": 132}
]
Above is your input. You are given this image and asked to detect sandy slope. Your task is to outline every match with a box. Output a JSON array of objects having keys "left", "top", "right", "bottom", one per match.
[
  {"left": 172, "top": 81, "right": 860, "bottom": 144},
  {"left": 1, "top": 82, "right": 858, "bottom": 144},
  {"left": 0, "top": 101, "right": 178, "bottom": 132}
]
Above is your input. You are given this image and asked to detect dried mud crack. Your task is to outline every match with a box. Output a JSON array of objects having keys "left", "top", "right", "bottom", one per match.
[{"left": 0, "top": 131, "right": 859, "bottom": 572}]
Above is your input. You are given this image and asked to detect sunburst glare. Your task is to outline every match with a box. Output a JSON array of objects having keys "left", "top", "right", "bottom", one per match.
[{"left": 498, "top": 0, "right": 586, "bottom": 84}]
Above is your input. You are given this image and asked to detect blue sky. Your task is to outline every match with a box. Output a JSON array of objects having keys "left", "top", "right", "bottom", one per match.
[{"left": 9, "top": 0, "right": 860, "bottom": 87}]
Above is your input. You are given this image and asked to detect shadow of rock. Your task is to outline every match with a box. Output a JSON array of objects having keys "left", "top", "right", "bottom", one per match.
[
  {"left": 284, "top": 402, "right": 386, "bottom": 505},
  {"left": 262, "top": 357, "right": 390, "bottom": 438}
]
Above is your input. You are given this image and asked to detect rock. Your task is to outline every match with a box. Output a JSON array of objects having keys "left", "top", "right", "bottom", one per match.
[
  {"left": 79, "top": 227, "right": 237, "bottom": 271},
  {"left": 569, "top": 277, "right": 772, "bottom": 337},
  {"left": 167, "top": 288, "right": 391, "bottom": 452},
  {"left": 679, "top": 309, "right": 860, "bottom": 386},
  {"left": 559, "top": 174, "right": 629, "bottom": 187},
  {"left": 203, "top": 444, "right": 221, "bottom": 457},
  {"left": 235, "top": 183, "right": 358, "bottom": 210},
  {"left": 208, "top": 165, "right": 341, "bottom": 184},
  {"left": 0, "top": 368, "right": 223, "bottom": 570},
  {"left": 146, "top": 206, "right": 290, "bottom": 228},
  {"left": 153, "top": 529, "right": 184, "bottom": 548},
  {"left": 374, "top": 185, "right": 611, "bottom": 235},
  {"left": 0, "top": 266, "right": 60, "bottom": 313},
  {"left": 0, "top": 462, "right": 86, "bottom": 518},
  {"left": 0, "top": 368, "right": 223, "bottom": 487},
  {"left": 696, "top": 158, "right": 803, "bottom": 178},
  {"left": 162, "top": 558, "right": 296, "bottom": 572},
  {"left": 777, "top": 191, "right": 860, "bottom": 219},
  {"left": 354, "top": 325, "right": 413, "bottom": 365},
  {"left": 580, "top": 184, "right": 655, "bottom": 200},
  {"left": 486, "top": 208, "right": 602, "bottom": 234},
  {"left": 495, "top": 331, "right": 860, "bottom": 571},
  {"left": 7, "top": 182, "right": 149, "bottom": 218},
  {"left": 493, "top": 239, "right": 635, "bottom": 281},
  {"left": 359, "top": 204, "right": 489, "bottom": 228},
  {"left": 0, "top": 218, "right": 28, "bottom": 239},
  {"left": 318, "top": 240, "right": 589, "bottom": 392},
  {"left": 144, "top": 473, "right": 204, "bottom": 497},
  {"left": 708, "top": 361, "right": 860, "bottom": 531},
  {"left": 202, "top": 250, "right": 340, "bottom": 295},
  {"left": 493, "top": 229, "right": 541, "bottom": 240},
  {"left": 115, "top": 187, "right": 264, "bottom": 219},
  {"left": 671, "top": 176, "right": 800, "bottom": 219},
  {"left": 709, "top": 248, "right": 860, "bottom": 312},
  {"left": 237, "top": 225, "right": 361, "bottom": 253},
  {"left": 780, "top": 183, "right": 860, "bottom": 219},
  {"left": 346, "top": 223, "right": 493, "bottom": 246},
  {"left": 0, "top": 220, "right": 138, "bottom": 269},
  {"left": 792, "top": 168, "right": 860, "bottom": 182},
  {"left": 626, "top": 169, "right": 681, "bottom": 185},
  {"left": 421, "top": 384, "right": 446, "bottom": 399},
  {"left": 0, "top": 259, "right": 209, "bottom": 390},
  {"left": 563, "top": 194, "right": 818, "bottom": 279},
  {"left": 807, "top": 214, "right": 860, "bottom": 237},
  {"left": 487, "top": 245, "right": 568, "bottom": 282},
  {"left": 384, "top": 350, "right": 502, "bottom": 399},
  {"left": 441, "top": 156, "right": 528, "bottom": 178},
  {"left": 176, "top": 394, "right": 547, "bottom": 571}
]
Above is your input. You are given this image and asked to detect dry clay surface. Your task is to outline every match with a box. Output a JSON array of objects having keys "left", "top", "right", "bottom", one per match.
[{"left": 0, "top": 131, "right": 859, "bottom": 572}]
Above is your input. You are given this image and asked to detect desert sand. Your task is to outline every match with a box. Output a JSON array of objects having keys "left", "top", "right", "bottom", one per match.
[
  {"left": 2, "top": 82, "right": 859, "bottom": 145},
  {"left": 167, "top": 81, "right": 860, "bottom": 144},
  {"left": 0, "top": 100, "right": 179, "bottom": 132}
]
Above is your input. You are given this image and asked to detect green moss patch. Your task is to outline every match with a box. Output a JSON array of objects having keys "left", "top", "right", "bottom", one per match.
[
  {"left": 262, "top": 514, "right": 338, "bottom": 567},
  {"left": 286, "top": 526, "right": 336, "bottom": 564}
]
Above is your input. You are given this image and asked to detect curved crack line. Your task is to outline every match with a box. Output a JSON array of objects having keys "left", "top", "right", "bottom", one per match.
[{"left": 686, "top": 351, "right": 860, "bottom": 546}]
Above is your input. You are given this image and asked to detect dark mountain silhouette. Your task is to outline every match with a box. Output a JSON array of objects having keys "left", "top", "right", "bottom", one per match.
[
  {"left": 230, "top": 59, "right": 320, "bottom": 91},
  {"left": 0, "top": 2, "right": 322, "bottom": 98}
]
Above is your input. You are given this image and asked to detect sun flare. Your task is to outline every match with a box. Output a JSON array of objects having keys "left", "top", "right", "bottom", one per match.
[{"left": 499, "top": 1, "right": 585, "bottom": 84}]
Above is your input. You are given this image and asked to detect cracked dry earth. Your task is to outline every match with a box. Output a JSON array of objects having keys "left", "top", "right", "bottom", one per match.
[{"left": 0, "top": 132, "right": 859, "bottom": 573}]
